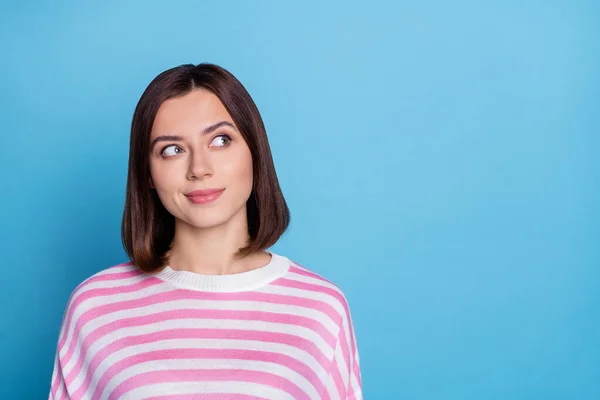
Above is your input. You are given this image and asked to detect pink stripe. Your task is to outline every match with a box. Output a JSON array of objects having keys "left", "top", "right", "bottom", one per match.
[
  {"left": 146, "top": 395, "right": 268, "bottom": 400},
  {"left": 51, "top": 271, "right": 151, "bottom": 395},
  {"left": 348, "top": 371, "right": 356, "bottom": 399},
  {"left": 339, "top": 325, "right": 351, "bottom": 376},
  {"left": 60, "top": 287, "right": 338, "bottom": 370},
  {"left": 76, "top": 265, "right": 137, "bottom": 293},
  {"left": 273, "top": 278, "right": 344, "bottom": 320},
  {"left": 60, "top": 269, "right": 146, "bottom": 325},
  {"left": 331, "top": 358, "right": 346, "bottom": 400},
  {"left": 289, "top": 264, "right": 335, "bottom": 285},
  {"left": 71, "top": 327, "right": 331, "bottom": 398},
  {"left": 78, "top": 307, "right": 334, "bottom": 355},
  {"left": 290, "top": 262, "right": 361, "bottom": 400},
  {"left": 53, "top": 380, "right": 66, "bottom": 400},
  {"left": 69, "top": 286, "right": 339, "bottom": 337},
  {"left": 275, "top": 275, "right": 357, "bottom": 357},
  {"left": 288, "top": 266, "right": 357, "bottom": 357},
  {"left": 353, "top": 358, "right": 362, "bottom": 385},
  {"left": 331, "top": 323, "right": 352, "bottom": 400},
  {"left": 275, "top": 273, "right": 361, "bottom": 392},
  {"left": 352, "top": 359, "right": 363, "bottom": 396},
  {"left": 96, "top": 348, "right": 319, "bottom": 399},
  {"left": 49, "top": 354, "right": 60, "bottom": 397},
  {"left": 53, "top": 309, "right": 78, "bottom": 400},
  {"left": 349, "top": 380, "right": 357, "bottom": 399},
  {"left": 65, "top": 307, "right": 335, "bottom": 395},
  {"left": 57, "top": 278, "right": 163, "bottom": 367},
  {"left": 50, "top": 350, "right": 67, "bottom": 399},
  {"left": 106, "top": 368, "right": 310, "bottom": 400},
  {"left": 51, "top": 261, "right": 362, "bottom": 399},
  {"left": 55, "top": 268, "right": 148, "bottom": 354},
  {"left": 64, "top": 267, "right": 139, "bottom": 327}
]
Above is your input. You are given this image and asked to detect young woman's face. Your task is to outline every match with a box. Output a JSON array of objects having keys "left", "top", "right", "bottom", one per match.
[{"left": 149, "top": 88, "right": 253, "bottom": 230}]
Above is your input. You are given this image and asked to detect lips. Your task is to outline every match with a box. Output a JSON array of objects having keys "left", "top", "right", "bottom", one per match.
[
  {"left": 186, "top": 188, "right": 225, "bottom": 197},
  {"left": 185, "top": 188, "right": 225, "bottom": 204}
]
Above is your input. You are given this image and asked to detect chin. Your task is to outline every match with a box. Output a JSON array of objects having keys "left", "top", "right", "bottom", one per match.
[
  {"left": 179, "top": 212, "right": 232, "bottom": 229},
  {"left": 177, "top": 203, "right": 248, "bottom": 230},
  {"left": 188, "top": 218, "right": 231, "bottom": 230}
]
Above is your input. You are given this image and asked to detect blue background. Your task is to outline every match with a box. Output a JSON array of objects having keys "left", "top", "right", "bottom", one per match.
[{"left": 1, "top": 1, "right": 599, "bottom": 398}]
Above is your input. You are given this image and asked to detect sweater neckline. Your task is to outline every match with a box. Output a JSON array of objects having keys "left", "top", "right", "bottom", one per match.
[{"left": 151, "top": 251, "right": 290, "bottom": 292}]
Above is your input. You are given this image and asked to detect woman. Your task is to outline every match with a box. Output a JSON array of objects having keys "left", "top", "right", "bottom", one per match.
[{"left": 49, "top": 63, "right": 363, "bottom": 399}]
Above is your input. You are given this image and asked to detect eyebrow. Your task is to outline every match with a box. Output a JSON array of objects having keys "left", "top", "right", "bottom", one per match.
[{"left": 150, "top": 121, "right": 236, "bottom": 150}]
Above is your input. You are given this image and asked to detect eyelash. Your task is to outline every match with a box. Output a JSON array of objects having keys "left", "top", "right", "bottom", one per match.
[{"left": 159, "top": 134, "right": 233, "bottom": 157}]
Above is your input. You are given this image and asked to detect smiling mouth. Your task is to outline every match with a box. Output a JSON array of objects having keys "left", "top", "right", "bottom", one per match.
[{"left": 185, "top": 188, "right": 225, "bottom": 204}]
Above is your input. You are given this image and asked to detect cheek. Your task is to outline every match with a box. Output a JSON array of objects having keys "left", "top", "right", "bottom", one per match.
[
  {"left": 150, "top": 159, "right": 180, "bottom": 192},
  {"left": 239, "top": 150, "right": 254, "bottom": 187},
  {"left": 226, "top": 148, "right": 253, "bottom": 189}
]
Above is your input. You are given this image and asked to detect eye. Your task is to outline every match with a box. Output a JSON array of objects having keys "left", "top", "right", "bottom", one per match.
[
  {"left": 161, "top": 145, "right": 183, "bottom": 157},
  {"left": 210, "top": 134, "right": 232, "bottom": 148}
]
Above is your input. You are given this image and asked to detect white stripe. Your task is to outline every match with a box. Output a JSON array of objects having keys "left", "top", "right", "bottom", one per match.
[
  {"left": 125, "top": 381, "right": 294, "bottom": 400},
  {"left": 99, "top": 358, "right": 317, "bottom": 400},
  {"left": 62, "top": 273, "right": 150, "bottom": 335},
  {"left": 284, "top": 270, "right": 351, "bottom": 324},
  {"left": 58, "top": 266, "right": 138, "bottom": 342},
  {"left": 333, "top": 342, "right": 350, "bottom": 391},
  {"left": 341, "top": 316, "right": 354, "bottom": 365},
  {"left": 59, "top": 283, "right": 173, "bottom": 372},
  {"left": 59, "top": 272, "right": 156, "bottom": 351},
  {"left": 73, "top": 274, "right": 147, "bottom": 293},
  {"left": 350, "top": 368, "right": 363, "bottom": 400},
  {"left": 287, "top": 267, "right": 344, "bottom": 294},
  {"left": 63, "top": 280, "right": 342, "bottom": 371},
  {"left": 260, "top": 283, "right": 346, "bottom": 323},
  {"left": 270, "top": 273, "right": 353, "bottom": 359},
  {"left": 88, "top": 264, "right": 136, "bottom": 277},
  {"left": 67, "top": 317, "right": 334, "bottom": 394},
  {"left": 75, "top": 265, "right": 138, "bottom": 290},
  {"left": 326, "top": 378, "right": 342, "bottom": 400},
  {"left": 76, "top": 337, "right": 326, "bottom": 397},
  {"left": 62, "top": 296, "right": 338, "bottom": 379},
  {"left": 51, "top": 262, "right": 358, "bottom": 400},
  {"left": 49, "top": 353, "right": 65, "bottom": 400}
]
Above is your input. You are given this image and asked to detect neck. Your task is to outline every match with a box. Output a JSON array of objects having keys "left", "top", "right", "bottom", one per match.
[{"left": 166, "top": 210, "right": 268, "bottom": 275}]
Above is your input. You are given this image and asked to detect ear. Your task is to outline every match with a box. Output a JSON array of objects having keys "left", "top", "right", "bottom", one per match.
[{"left": 149, "top": 177, "right": 155, "bottom": 189}]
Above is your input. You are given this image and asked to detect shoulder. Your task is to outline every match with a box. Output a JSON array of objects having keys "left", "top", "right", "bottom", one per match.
[
  {"left": 282, "top": 257, "right": 360, "bottom": 356},
  {"left": 62, "top": 261, "right": 149, "bottom": 314},
  {"left": 279, "top": 255, "right": 356, "bottom": 327},
  {"left": 286, "top": 258, "right": 348, "bottom": 298},
  {"left": 69, "top": 261, "right": 143, "bottom": 296}
]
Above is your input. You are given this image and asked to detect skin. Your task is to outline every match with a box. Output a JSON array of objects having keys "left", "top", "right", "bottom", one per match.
[{"left": 148, "top": 88, "right": 270, "bottom": 275}]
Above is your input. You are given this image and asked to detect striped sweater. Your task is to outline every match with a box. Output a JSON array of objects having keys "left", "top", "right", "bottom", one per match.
[{"left": 49, "top": 252, "right": 363, "bottom": 399}]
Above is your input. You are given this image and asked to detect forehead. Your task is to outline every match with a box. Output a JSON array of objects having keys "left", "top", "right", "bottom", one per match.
[{"left": 151, "top": 89, "right": 233, "bottom": 136}]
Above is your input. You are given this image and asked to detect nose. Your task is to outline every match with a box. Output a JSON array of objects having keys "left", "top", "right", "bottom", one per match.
[{"left": 186, "top": 150, "right": 213, "bottom": 180}]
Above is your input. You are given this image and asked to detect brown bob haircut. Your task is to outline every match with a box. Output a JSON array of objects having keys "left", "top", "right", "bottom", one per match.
[{"left": 121, "top": 63, "right": 290, "bottom": 273}]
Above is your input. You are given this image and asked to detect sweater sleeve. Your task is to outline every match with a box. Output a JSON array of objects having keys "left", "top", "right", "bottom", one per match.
[
  {"left": 48, "top": 289, "right": 75, "bottom": 400},
  {"left": 322, "top": 301, "right": 363, "bottom": 399},
  {"left": 48, "top": 350, "right": 67, "bottom": 399}
]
